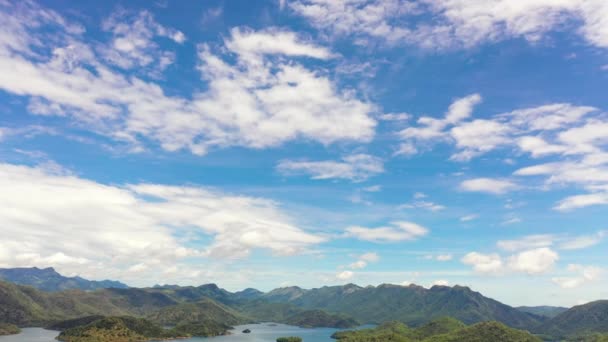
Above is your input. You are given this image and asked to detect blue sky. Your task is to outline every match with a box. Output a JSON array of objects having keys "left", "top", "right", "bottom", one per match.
[{"left": 0, "top": 0, "right": 607, "bottom": 307}]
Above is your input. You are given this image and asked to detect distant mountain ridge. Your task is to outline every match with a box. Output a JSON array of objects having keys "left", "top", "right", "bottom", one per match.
[
  {"left": 0, "top": 267, "right": 128, "bottom": 292},
  {"left": 516, "top": 305, "right": 568, "bottom": 318},
  {"left": 262, "top": 283, "right": 545, "bottom": 330}
]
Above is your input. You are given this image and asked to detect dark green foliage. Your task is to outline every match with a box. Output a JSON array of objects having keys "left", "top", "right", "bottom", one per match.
[
  {"left": 516, "top": 306, "right": 568, "bottom": 318},
  {"left": 537, "top": 300, "right": 608, "bottom": 339},
  {"left": 0, "top": 267, "right": 127, "bottom": 292},
  {"left": 284, "top": 309, "right": 359, "bottom": 328},
  {"left": 171, "top": 320, "right": 233, "bottom": 337},
  {"left": 424, "top": 321, "right": 541, "bottom": 342},
  {"left": 412, "top": 317, "right": 466, "bottom": 339},
  {"left": 146, "top": 298, "right": 247, "bottom": 326},
  {"left": 333, "top": 319, "right": 541, "bottom": 342},
  {"left": 47, "top": 315, "right": 105, "bottom": 330},
  {"left": 56, "top": 316, "right": 181, "bottom": 341},
  {"left": 0, "top": 322, "right": 20, "bottom": 336},
  {"left": 277, "top": 337, "right": 303, "bottom": 342},
  {"left": 331, "top": 321, "right": 413, "bottom": 342}
]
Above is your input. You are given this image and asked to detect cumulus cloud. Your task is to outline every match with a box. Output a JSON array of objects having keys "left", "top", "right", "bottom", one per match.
[
  {"left": 277, "top": 154, "right": 384, "bottom": 182},
  {"left": 463, "top": 248, "right": 559, "bottom": 275},
  {"left": 345, "top": 221, "right": 429, "bottom": 242},
  {"left": 507, "top": 248, "right": 559, "bottom": 275},
  {"left": 461, "top": 252, "right": 503, "bottom": 274},
  {"left": 0, "top": 162, "right": 324, "bottom": 283},
  {"left": 552, "top": 264, "right": 603, "bottom": 289},
  {"left": 291, "top": 0, "right": 608, "bottom": 50},
  {"left": 0, "top": 1, "right": 377, "bottom": 155},
  {"left": 460, "top": 178, "right": 518, "bottom": 195},
  {"left": 392, "top": 90, "right": 607, "bottom": 210}
]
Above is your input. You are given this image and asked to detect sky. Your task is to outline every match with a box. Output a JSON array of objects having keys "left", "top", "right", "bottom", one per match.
[{"left": 0, "top": 0, "right": 607, "bottom": 307}]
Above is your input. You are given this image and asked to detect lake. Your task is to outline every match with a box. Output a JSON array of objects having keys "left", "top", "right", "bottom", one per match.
[{"left": 0, "top": 323, "right": 365, "bottom": 342}]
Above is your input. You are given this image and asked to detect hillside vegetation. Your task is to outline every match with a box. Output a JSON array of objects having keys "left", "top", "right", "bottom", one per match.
[
  {"left": 267, "top": 283, "right": 544, "bottom": 330},
  {"left": 536, "top": 300, "right": 608, "bottom": 339},
  {"left": 333, "top": 319, "right": 541, "bottom": 342},
  {"left": 57, "top": 316, "right": 181, "bottom": 342}
]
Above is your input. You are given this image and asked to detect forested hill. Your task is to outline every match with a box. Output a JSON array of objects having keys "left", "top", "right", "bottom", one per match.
[{"left": 263, "top": 283, "right": 545, "bottom": 330}]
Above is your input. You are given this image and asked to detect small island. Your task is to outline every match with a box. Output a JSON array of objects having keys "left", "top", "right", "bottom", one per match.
[
  {"left": 0, "top": 323, "right": 20, "bottom": 336},
  {"left": 242, "top": 328, "right": 252, "bottom": 333}
]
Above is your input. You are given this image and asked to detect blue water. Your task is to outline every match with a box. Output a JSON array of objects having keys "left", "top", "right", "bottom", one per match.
[
  {"left": 0, "top": 323, "right": 364, "bottom": 342},
  {"left": 0, "top": 328, "right": 58, "bottom": 341}
]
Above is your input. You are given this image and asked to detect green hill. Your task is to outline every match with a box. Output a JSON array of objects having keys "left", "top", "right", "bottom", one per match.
[
  {"left": 332, "top": 319, "right": 541, "bottom": 342},
  {"left": 413, "top": 317, "right": 467, "bottom": 339},
  {"left": 56, "top": 316, "right": 181, "bottom": 342},
  {"left": 537, "top": 300, "right": 608, "bottom": 339},
  {"left": 424, "top": 321, "right": 540, "bottom": 342},
  {"left": 284, "top": 309, "right": 359, "bottom": 328},
  {"left": 146, "top": 298, "right": 248, "bottom": 326}
]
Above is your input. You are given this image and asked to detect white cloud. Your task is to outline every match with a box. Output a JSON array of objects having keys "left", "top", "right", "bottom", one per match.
[
  {"left": 400, "top": 192, "right": 445, "bottom": 211},
  {"left": 277, "top": 154, "right": 384, "bottom": 182},
  {"left": 497, "top": 232, "right": 605, "bottom": 253},
  {"left": 463, "top": 248, "right": 559, "bottom": 275},
  {"left": 460, "top": 178, "right": 517, "bottom": 194},
  {"left": 559, "top": 231, "right": 606, "bottom": 250},
  {"left": 398, "top": 94, "right": 482, "bottom": 157},
  {"left": 460, "top": 214, "right": 478, "bottom": 222},
  {"left": 497, "top": 235, "right": 554, "bottom": 252},
  {"left": 347, "top": 252, "right": 380, "bottom": 270},
  {"left": 0, "top": 162, "right": 324, "bottom": 283},
  {"left": 226, "top": 27, "right": 334, "bottom": 59},
  {"left": 345, "top": 221, "right": 429, "bottom": 242},
  {"left": 99, "top": 10, "right": 185, "bottom": 73},
  {"left": 432, "top": 280, "right": 450, "bottom": 287},
  {"left": 0, "top": 2, "right": 377, "bottom": 155},
  {"left": 291, "top": 0, "right": 608, "bottom": 50},
  {"left": 359, "top": 252, "right": 380, "bottom": 262},
  {"left": 507, "top": 247, "right": 559, "bottom": 275},
  {"left": 552, "top": 264, "right": 603, "bottom": 289},
  {"left": 424, "top": 254, "right": 453, "bottom": 261},
  {"left": 336, "top": 270, "right": 354, "bottom": 280},
  {"left": 554, "top": 192, "right": 608, "bottom": 211},
  {"left": 461, "top": 252, "right": 503, "bottom": 274}
]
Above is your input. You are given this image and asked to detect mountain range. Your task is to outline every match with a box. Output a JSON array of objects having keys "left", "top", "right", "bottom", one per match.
[
  {"left": 0, "top": 267, "right": 128, "bottom": 292},
  {"left": 0, "top": 267, "right": 607, "bottom": 340}
]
